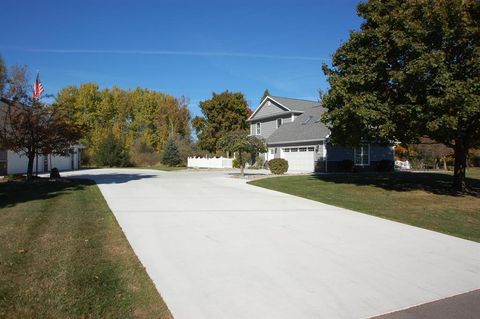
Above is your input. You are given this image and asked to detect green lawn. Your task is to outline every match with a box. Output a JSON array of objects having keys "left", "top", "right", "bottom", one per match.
[
  {"left": 139, "top": 164, "right": 187, "bottom": 171},
  {"left": 249, "top": 168, "right": 480, "bottom": 242},
  {"left": 0, "top": 179, "right": 172, "bottom": 319}
]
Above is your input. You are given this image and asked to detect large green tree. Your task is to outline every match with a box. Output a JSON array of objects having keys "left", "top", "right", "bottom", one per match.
[
  {"left": 55, "top": 84, "right": 191, "bottom": 165},
  {"left": 322, "top": 0, "right": 480, "bottom": 192},
  {"left": 192, "top": 91, "right": 250, "bottom": 153}
]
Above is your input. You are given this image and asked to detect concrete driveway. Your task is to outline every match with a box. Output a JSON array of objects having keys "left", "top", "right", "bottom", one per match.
[{"left": 64, "top": 168, "right": 480, "bottom": 319}]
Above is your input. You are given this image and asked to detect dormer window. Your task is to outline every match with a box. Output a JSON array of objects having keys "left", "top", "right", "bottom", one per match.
[{"left": 277, "top": 118, "right": 282, "bottom": 128}]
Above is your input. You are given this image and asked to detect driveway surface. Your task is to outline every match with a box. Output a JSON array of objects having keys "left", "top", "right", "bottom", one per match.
[{"left": 64, "top": 168, "right": 480, "bottom": 319}]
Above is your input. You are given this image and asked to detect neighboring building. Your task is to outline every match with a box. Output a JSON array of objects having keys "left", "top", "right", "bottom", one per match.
[
  {"left": 0, "top": 99, "right": 84, "bottom": 176},
  {"left": 247, "top": 95, "right": 394, "bottom": 172},
  {"left": 0, "top": 146, "right": 84, "bottom": 176}
]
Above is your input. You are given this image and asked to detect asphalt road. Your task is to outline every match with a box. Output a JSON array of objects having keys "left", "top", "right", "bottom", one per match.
[{"left": 64, "top": 168, "right": 480, "bottom": 319}]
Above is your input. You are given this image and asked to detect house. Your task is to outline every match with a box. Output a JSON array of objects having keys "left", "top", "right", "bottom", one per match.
[
  {"left": 247, "top": 95, "right": 394, "bottom": 172},
  {"left": 0, "top": 99, "right": 84, "bottom": 176}
]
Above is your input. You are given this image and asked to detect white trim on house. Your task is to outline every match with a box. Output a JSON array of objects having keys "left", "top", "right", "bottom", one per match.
[
  {"left": 268, "top": 138, "right": 326, "bottom": 145},
  {"left": 247, "top": 96, "right": 292, "bottom": 121}
]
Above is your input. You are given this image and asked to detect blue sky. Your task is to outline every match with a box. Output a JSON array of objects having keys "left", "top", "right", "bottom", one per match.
[{"left": 1, "top": 0, "right": 362, "bottom": 116}]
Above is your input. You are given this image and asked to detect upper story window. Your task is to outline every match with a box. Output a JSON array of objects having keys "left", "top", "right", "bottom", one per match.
[
  {"left": 267, "top": 101, "right": 271, "bottom": 106},
  {"left": 256, "top": 122, "right": 261, "bottom": 135},
  {"left": 354, "top": 144, "right": 370, "bottom": 166},
  {"left": 277, "top": 118, "right": 282, "bottom": 128}
]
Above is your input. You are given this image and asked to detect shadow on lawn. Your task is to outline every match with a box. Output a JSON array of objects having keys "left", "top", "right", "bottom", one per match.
[
  {"left": 312, "top": 171, "right": 480, "bottom": 196},
  {"left": 69, "top": 173, "right": 157, "bottom": 185},
  {"left": 0, "top": 178, "right": 92, "bottom": 209}
]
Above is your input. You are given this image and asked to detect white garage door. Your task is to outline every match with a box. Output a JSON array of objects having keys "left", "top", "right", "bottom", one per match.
[{"left": 282, "top": 147, "right": 315, "bottom": 172}]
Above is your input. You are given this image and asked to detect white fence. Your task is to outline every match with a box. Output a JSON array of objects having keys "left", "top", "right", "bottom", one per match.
[
  {"left": 395, "top": 160, "right": 411, "bottom": 170},
  {"left": 187, "top": 156, "right": 233, "bottom": 169}
]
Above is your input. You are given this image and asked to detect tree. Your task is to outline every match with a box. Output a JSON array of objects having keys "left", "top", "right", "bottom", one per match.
[
  {"left": 94, "top": 132, "right": 130, "bottom": 167},
  {"left": 0, "top": 55, "right": 6, "bottom": 95},
  {"left": 0, "top": 65, "right": 82, "bottom": 180},
  {"left": 217, "top": 130, "right": 267, "bottom": 176},
  {"left": 260, "top": 89, "right": 271, "bottom": 103},
  {"left": 322, "top": 0, "right": 480, "bottom": 193},
  {"left": 192, "top": 91, "right": 250, "bottom": 153},
  {"left": 55, "top": 85, "right": 191, "bottom": 164},
  {"left": 161, "top": 138, "right": 181, "bottom": 166},
  {"left": 1, "top": 99, "right": 82, "bottom": 180}
]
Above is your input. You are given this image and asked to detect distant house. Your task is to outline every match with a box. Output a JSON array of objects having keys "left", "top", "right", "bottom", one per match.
[
  {"left": 247, "top": 95, "right": 394, "bottom": 172},
  {"left": 0, "top": 99, "right": 84, "bottom": 176}
]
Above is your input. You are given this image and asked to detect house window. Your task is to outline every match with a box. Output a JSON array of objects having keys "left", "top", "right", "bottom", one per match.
[
  {"left": 270, "top": 148, "right": 275, "bottom": 154},
  {"left": 267, "top": 101, "right": 271, "bottom": 106},
  {"left": 299, "top": 147, "right": 307, "bottom": 152},
  {"left": 283, "top": 148, "right": 290, "bottom": 152},
  {"left": 277, "top": 118, "right": 282, "bottom": 128},
  {"left": 354, "top": 144, "right": 370, "bottom": 166},
  {"left": 307, "top": 147, "right": 315, "bottom": 152},
  {"left": 291, "top": 148, "right": 298, "bottom": 152},
  {"left": 256, "top": 123, "right": 261, "bottom": 135}
]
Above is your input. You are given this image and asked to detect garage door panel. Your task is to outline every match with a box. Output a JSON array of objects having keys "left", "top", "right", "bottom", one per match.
[{"left": 283, "top": 152, "right": 314, "bottom": 172}]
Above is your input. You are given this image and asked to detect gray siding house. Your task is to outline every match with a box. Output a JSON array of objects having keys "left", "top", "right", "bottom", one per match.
[{"left": 247, "top": 96, "right": 394, "bottom": 172}]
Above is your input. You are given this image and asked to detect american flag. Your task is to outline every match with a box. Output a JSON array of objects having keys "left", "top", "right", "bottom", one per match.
[{"left": 33, "top": 73, "right": 45, "bottom": 99}]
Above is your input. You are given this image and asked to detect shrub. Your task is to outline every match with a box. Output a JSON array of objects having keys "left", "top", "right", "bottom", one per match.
[
  {"left": 94, "top": 133, "right": 130, "bottom": 167},
  {"left": 268, "top": 158, "right": 288, "bottom": 174},
  {"left": 130, "top": 138, "right": 160, "bottom": 166},
  {"left": 161, "top": 138, "right": 181, "bottom": 166},
  {"left": 253, "top": 156, "right": 266, "bottom": 169},
  {"left": 232, "top": 158, "right": 240, "bottom": 168},
  {"left": 338, "top": 159, "right": 354, "bottom": 172},
  {"left": 376, "top": 160, "right": 393, "bottom": 172}
]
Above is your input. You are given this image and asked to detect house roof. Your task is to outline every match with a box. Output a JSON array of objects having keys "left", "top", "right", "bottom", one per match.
[
  {"left": 247, "top": 95, "right": 321, "bottom": 122},
  {"left": 267, "top": 105, "right": 330, "bottom": 145},
  {"left": 269, "top": 96, "right": 321, "bottom": 112}
]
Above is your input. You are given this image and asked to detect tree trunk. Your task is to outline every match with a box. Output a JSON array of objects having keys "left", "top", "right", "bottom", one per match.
[
  {"left": 26, "top": 152, "right": 35, "bottom": 181},
  {"left": 453, "top": 141, "right": 467, "bottom": 193},
  {"left": 443, "top": 158, "right": 447, "bottom": 171},
  {"left": 239, "top": 152, "right": 244, "bottom": 177}
]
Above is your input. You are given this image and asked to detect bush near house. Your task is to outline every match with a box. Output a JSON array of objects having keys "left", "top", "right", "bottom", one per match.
[
  {"left": 268, "top": 158, "right": 288, "bottom": 175},
  {"left": 376, "top": 159, "right": 394, "bottom": 172},
  {"left": 338, "top": 159, "right": 354, "bottom": 172}
]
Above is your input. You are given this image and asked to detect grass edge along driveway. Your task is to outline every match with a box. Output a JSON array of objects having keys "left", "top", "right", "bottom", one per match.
[
  {"left": 0, "top": 179, "right": 172, "bottom": 319},
  {"left": 249, "top": 169, "right": 480, "bottom": 243}
]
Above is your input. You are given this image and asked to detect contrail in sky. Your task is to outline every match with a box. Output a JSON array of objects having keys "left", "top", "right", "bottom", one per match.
[{"left": 25, "top": 48, "right": 330, "bottom": 62}]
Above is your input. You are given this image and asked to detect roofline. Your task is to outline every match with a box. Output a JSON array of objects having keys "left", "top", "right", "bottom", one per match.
[
  {"left": 246, "top": 110, "right": 304, "bottom": 122},
  {"left": 271, "top": 96, "right": 320, "bottom": 103},
  {"left": 267, "top": 138, "right": 327, "bottom": 146},
  {"left": 247, "top": 96, "right": 291, "bottom": 121}
]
